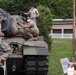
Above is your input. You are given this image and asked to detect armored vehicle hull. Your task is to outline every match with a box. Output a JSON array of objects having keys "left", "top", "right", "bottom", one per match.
[{"left": 3, "top": 37, "right": 49, "bottom": 75}]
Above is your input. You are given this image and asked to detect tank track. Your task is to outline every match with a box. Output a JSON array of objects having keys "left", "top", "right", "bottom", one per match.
[{"left": 24, "top": 55, "right": 48, "bottom": 75}]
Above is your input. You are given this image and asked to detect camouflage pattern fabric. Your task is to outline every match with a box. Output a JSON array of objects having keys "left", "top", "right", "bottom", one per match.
[
  {"left": 0, "top": 38, "right": 12, "bottom": 60},
  {"left": 0, "top": 8, "right": 15, "bottom": 36}
]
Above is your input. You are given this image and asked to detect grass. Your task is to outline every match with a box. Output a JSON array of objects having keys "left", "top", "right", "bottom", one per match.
[{"left": 48, "top": 38, "right": 73, "bottom": 75}]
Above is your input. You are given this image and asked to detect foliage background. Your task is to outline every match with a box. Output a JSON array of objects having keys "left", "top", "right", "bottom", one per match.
[{"left": 0, "top": 0, "right": 73, "bottom": 19}]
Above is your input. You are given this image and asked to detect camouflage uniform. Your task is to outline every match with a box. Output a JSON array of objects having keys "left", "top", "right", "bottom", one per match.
[
  {"left": 0, "top": 38, "right": 12, "bottom": 60},
  {"left": 27, "top": 7, "right": 39, "bottom": 23},
  {"left": 19, "top": 20, "right": 39, "bottom": 40}
]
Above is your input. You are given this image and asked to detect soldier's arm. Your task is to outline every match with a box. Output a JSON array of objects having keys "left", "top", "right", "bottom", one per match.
[
  {"left": 17, "top": 22, "right": 23, "bottom": 27},
  {"left": 17, "top": 22, "right": 32, "bottom": 28},
  {"left": 24, "top": 11, "right": 30, "bottom": 15},
  {"left": 24, "top": 13, "right": 29, "bottom": 15},
  {"left": 24, "top": 10, "right": 30, "bottom": 15},
  {"left": 0, "top": 29, "right": 4, "bottom": 36},
  {"left": 21, "top": 24, "right": 32, "bottom": 28},
  {"left": 36, "top": 9, "right": 39, "bottom": 17}
]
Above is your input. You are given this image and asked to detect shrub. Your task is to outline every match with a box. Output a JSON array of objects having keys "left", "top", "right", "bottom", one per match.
[{"left": 37, "top": 5, "right": 53, "bottom": 50}]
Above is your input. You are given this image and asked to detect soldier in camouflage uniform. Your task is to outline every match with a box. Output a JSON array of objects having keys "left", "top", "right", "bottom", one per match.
[{"left": 0, "top": 38, "right": 12, "bottom": 66}]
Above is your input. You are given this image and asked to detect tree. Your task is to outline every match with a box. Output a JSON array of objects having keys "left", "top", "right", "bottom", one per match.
[
  {"left": 47, "top": 0, "right": 72, "bottom": 19},
  {"left": 0, "top": 0, "right": 73, "bottom": 19},
  {"left": 37, "top": 5, "right": 53, "bottom": 50}
]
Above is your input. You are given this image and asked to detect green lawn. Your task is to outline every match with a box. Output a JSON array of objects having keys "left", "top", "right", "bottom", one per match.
[{"left": 48, "top": 38, "right": 73, "bottom": 75}]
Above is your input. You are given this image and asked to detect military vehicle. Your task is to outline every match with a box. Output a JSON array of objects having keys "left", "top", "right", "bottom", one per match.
[{"left": 0, "top": 9, "right": 49, "bottom": 75}]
